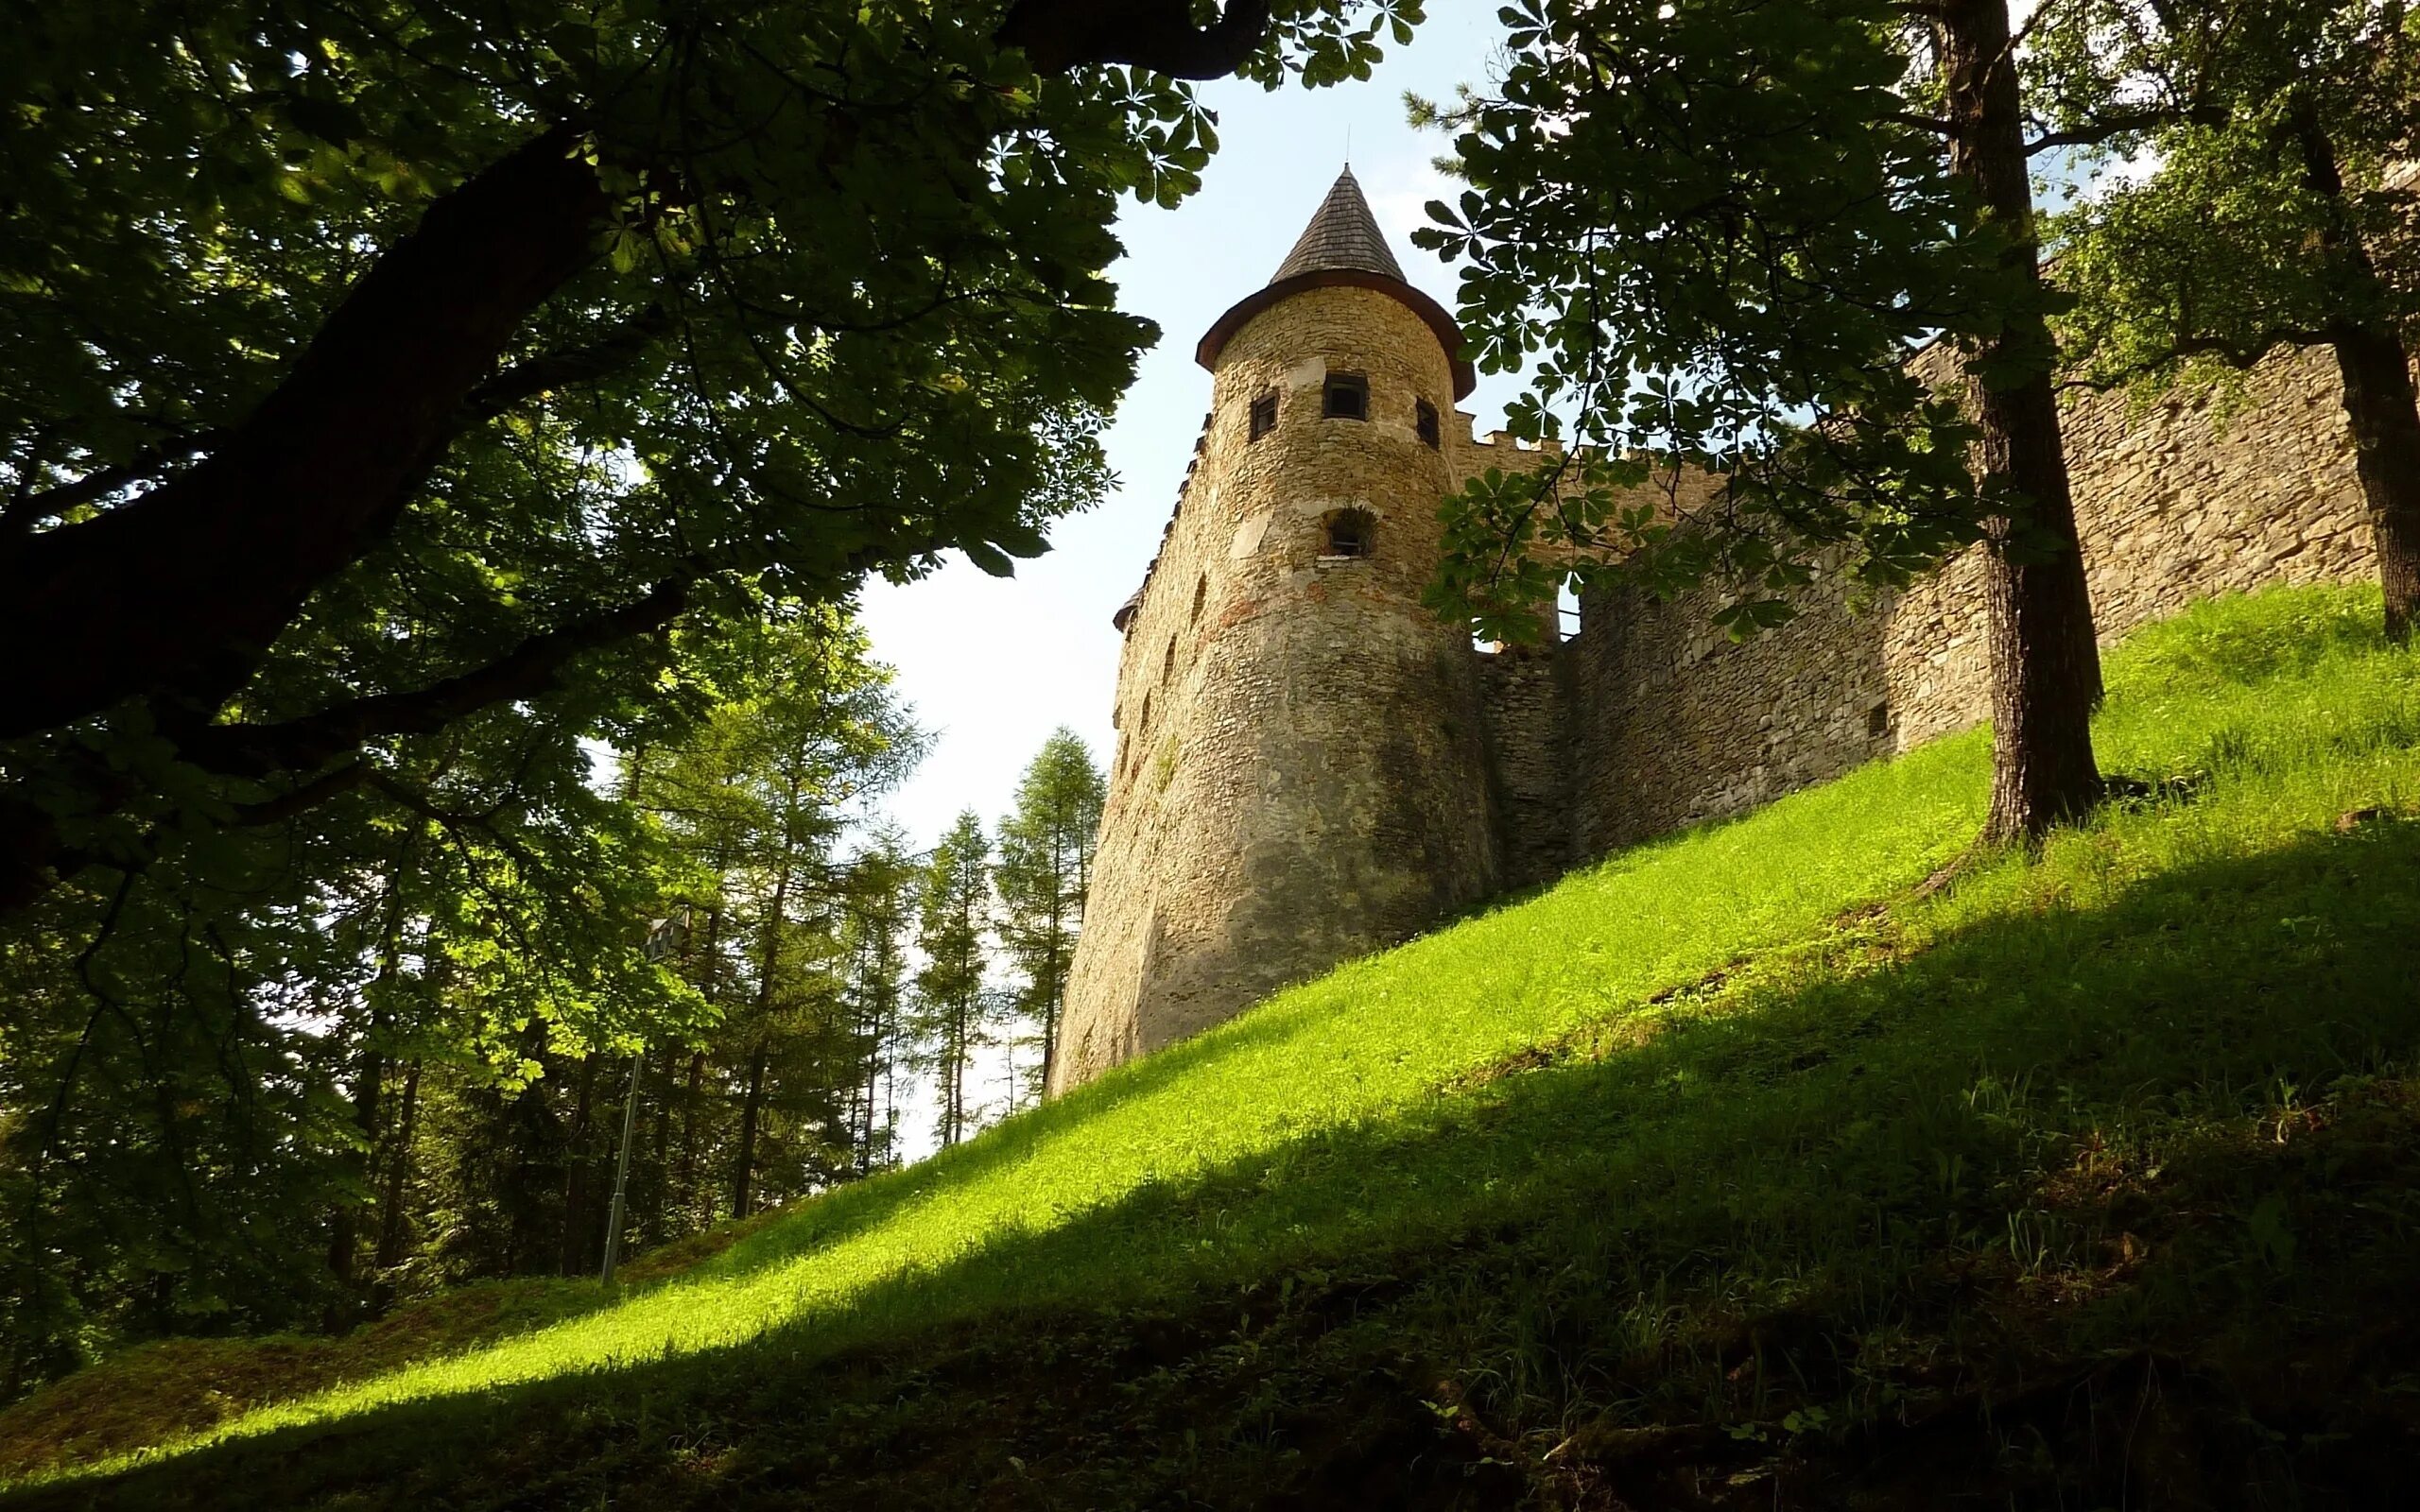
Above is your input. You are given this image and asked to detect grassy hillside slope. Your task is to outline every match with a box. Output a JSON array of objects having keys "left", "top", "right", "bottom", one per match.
[{"left": 9, "top": 585, "right": 2420, "bottom": 1509}]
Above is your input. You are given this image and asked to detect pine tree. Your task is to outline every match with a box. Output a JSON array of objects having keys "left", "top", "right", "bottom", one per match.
[
  {"left": 914, "top": 814, "right": 994, "bottom": 1149},
  {"left": 839, "top": 833, "right": 917, "bottom": 1175},
  {"left": 994, "top": 731, "right": 1106, "bottom": 1099}
]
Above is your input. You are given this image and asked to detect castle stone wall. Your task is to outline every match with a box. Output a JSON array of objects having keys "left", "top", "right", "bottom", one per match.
[
  {"left": 1051, "top": 285, "right": 1500, "bottom": 1094},
  {"left": 1477, "top": 643, "right": 1571, "bottom": 891},
  {"left": 1564, "top": 343, "right": 2380, "bottom": 851},
  {"left": 1568, "top": 565, "right": 1898, "bottom": 851}
]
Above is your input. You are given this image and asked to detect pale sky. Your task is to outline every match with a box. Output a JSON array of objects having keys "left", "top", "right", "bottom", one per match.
[{"left": 858, "top": 6, "right": 1534, "bottom": 852}]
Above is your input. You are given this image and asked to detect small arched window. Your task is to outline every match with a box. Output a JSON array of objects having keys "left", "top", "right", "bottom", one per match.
[
  {"left": 1191, "top": 574, "right": 1207, "bottom": 623},
  {"left": 1322, "top": 372, "right": 1368, "bottom": 421},
  {"left": 1163, "top": 638, "right": 1176, "bottom": 679},
  {"left": 1322, "top": 508, "right": 1374, "bottom": 559}
]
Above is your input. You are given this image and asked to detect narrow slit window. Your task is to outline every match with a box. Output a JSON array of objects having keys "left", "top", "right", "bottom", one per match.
[
  {"left": 1164, "top": 639, "right": 1176, "bottom": 678},
  {"left": 1322, "top": 372, "right": 1368, "bottom": 421},
  {"left": 1248, "top": 392, "right": 1277, "bottom": 441},
  {"left": 1415, "top": 399, "right": 1441, "bottom": 449},
  {"left": 1191, "top": 575, "right": 1207, "bottom": 623},
  {"left": 1322, "top": 508, "right": 1374, "bottom": 559}
]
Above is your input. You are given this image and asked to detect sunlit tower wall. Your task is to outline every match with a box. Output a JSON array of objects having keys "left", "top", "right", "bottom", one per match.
[{"left": 1049, "top": 170, "right": 1504, "bottom": 1094}]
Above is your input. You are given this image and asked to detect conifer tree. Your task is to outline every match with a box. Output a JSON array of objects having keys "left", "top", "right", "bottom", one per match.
[
  {"left": 914, "top": 814, "right": 994, "bottom": 1149},
  {"left": 995, "top": 731, "right": 1107, "bottom": 1098},
  {"left": 838, "top": 831, "right": 917, "bottom": 1176}
]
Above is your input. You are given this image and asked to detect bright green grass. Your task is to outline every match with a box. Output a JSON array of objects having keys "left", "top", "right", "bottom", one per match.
[{"left": 26, "top": 583, "right": 2420, "bottom": 1487}]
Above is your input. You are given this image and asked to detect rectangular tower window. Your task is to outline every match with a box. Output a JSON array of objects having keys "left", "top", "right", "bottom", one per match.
[
  {"left": 1248, "top": 392, "right": 1277, "bottom": 441},
  {"left": 1415, "top": 399, "right": 1440, "bottom": 449},
  {"left": 1322, "top": 372, "right": 1368, "bottom": 421}
]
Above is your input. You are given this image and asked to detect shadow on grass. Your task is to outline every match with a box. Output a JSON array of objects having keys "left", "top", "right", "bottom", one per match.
[{"left": 21, "top": 810, "right": 2420, "bottom": 1511}]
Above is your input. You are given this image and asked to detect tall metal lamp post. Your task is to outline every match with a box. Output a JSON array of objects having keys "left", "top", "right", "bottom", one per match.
[{"left": 602, "top": 913, "right": 683, "bottom": 1285}]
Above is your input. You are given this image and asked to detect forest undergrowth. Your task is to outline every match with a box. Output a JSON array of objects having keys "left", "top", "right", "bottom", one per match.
[{"left": 8, "top": 584, "right": 2420, "bottom": 1509}]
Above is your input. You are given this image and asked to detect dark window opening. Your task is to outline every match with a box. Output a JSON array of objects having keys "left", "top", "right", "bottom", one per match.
[
  {"left": 1867, "top": 702, "right": 1891, "bottom": 738},
  {"left": 1416, "top": 399, "right": 1441, "bottom": 449},
  {"left": 1322, "top": 372, "right": 1369, "bottom": 421},
  {"left": 1248, "top": 392, "right": 1277, "bottom": 441},
  {"left": 1164, "top": 639, "right": 1176, "bottom": 678},
  {"left": 1191, "top": 574, "right": 1207, "bottom": 623},
  {"left": 1322, "top": 508, "right": 1374, "bottom": 559}
]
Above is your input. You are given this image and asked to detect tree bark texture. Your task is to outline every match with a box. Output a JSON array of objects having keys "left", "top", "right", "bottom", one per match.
[
  {"left": 733, "top": 1046, "right": 769, "bottom": 1219},
  {"left": 733, "top": 855, "right": 790, "bottom": 1219},
  {"left": 374, "top": 1059, "right": 422, "bottom": 1271},
  {"left": 2292, "top": 111, "right": 2420, "bottom": 643},
  {"left": 558, "top": 1053, "right": 598, "bottom": 1277},
  {"left": 0, "top": 128, "right": 610, "bottom": 740},
  {"left": 1938, "top": 0, "right": 2106, "bottom": 843}
]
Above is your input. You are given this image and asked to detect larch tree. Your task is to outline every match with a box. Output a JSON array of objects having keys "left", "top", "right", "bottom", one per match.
[
  {"left": 839, "top": 831, "right": 919, "bottom": 1176},
  {"left": 632, "top": 611, "right": 921, "bottom": 1223},
  {"left": 915, "top": 813, "right": 995, "bottom": 1150},
  {"left": 1426, "top": 0, "right": 2105, "bottom": 842},
  {"left": 2035, "top": 0, "right": 2420, "bottom": 640},
  {"left": 994, "top": 730, "right": 1107, "bottom": 1098}
]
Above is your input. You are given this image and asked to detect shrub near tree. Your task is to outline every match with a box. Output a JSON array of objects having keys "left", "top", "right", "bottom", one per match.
[
  {"left": 1425, "top": 0, "right": 2106, "bottom": 841},
  {"left": 2037, "top": 0, "right": 2420, "bottom": 641}
]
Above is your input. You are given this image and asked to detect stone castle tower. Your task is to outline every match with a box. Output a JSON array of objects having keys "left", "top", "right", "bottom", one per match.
[
  {"left": 1048, "top": 169, "right": 2384, "bottom": 1097},
  {"left": 1047, "top": 169, "right": 1516, "bottom": 1094}
]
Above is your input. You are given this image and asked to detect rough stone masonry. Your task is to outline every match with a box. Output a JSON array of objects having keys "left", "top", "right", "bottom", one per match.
[{"left": 1046, "top": 170, "right": 2378, "bottom": 1095}]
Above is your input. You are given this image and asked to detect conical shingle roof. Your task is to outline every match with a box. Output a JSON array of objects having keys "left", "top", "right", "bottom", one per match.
[
  {"left": 1194, "top": 163, "right": 1475, "bottom": 401},
  {"left": 1270, "top": 168, "right": 1406, "bottom": 284}
]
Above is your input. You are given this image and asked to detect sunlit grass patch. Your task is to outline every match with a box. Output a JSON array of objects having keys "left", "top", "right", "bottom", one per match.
[{"left": 10, "top": 583, "right": 2419, "bottom": 1502}]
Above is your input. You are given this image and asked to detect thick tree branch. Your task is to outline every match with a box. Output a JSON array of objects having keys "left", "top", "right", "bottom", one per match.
[
  {"left": 458, "top": 305, "right": 672, "bottom": 428},
  {"left": 190, "top": 578, "right": 693, "bottom": 780},
  {"left": 0, "top": 579, "right": 691, "bottom": 914},
  {"left": 0, "top": 125, "right": 614, "bottom": 741},
  {"left": 2063, "top": 327, "right": 2332, "bottom": 390},
  {"left": 2025, "top": 103, "right": 2221, "bottom": 155},
  {"left": 1, "top": 431, "right": 225, "bottom": 533},
  {"left": 995, "top": 0, "right": 1272, "bottom": 77}
]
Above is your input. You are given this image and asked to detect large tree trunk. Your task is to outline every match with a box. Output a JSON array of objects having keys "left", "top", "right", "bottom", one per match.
[
  {"left": 327, "top": 896, "right": 408, "bottom": 1309},
  {"left": 1938, "top": 0, "right": 2105, "bottom": 844},
  {"left": 2292, "top": 111, "right": 2420, "bottom": 642},
  {"left": 325, "top": 1044, "right": 381, "bottom": 1304},
  {"left": 558, "top": 1053, "right": 598, "bottom": 1277},
  {"left": 733, "top": 1047, "right": 769, "bottom": 1219},
  {"left": 373, "top": 1059, "right": 423, "bottom": 1271},
  {"left": 2327, "top": 325, "right": 2420, "bottom": 640},
  {"left": 676, "top": 1049, "right": 706, "bottom": 1229},
  {"left": 733, "top": 856, "right": 791, "bottom": 1218},
  {"left": 647, "top": 1046, "right": 674, "bottom": 1245}
]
